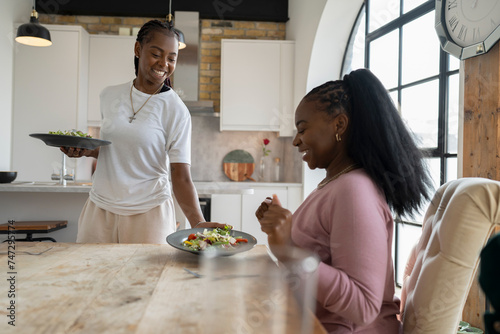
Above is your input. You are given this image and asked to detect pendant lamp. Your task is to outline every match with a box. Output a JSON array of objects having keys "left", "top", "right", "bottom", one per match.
[
  {"left": 167, "top": 0, "right": 186, "bottom": 49},
  {"left": 15, "top": 0, "right": 52, "bottom": 47}
]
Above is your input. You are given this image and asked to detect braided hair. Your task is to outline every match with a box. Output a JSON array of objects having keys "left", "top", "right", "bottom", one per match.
[
  {"left": 134, "top": 19, "right": 179, "bottom": 88},
  {"left": 304, "top": 69, "right": 432, "bottom": 218}
]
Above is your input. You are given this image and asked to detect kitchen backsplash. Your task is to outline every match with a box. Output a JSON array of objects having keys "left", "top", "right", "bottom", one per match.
[{"left": 190, "top": 116, "right": 302, "bottom": 183}]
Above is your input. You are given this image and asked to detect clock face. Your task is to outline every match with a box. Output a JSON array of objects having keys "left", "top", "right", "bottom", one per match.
[{"left": 444, "top": 0, "right": 500, "bottom": 48}]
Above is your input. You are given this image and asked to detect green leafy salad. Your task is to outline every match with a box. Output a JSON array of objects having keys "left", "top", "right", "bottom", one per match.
[
  {"left": 183, "top": 226, "right": 248, "bottom": 251},
  {"left": 49, "top": 130, "right": 92, "bottom": 138}
]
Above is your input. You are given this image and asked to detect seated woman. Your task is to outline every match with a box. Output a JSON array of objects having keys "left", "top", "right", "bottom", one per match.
[{"left": 256, "top": 68, "right": 432, "bottom": 333}]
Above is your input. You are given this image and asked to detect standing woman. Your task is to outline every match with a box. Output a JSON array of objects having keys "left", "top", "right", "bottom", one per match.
[
  {"left": 256, "top": 69, "right": 432, "bottom": 333},
  {"left": 62, "top": 20, "right": 224, "bottom": 243}
]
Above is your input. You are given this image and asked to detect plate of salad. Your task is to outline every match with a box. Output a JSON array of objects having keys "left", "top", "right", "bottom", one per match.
[
  {"left": 167, "top": 226, "right": 257, "bottom": 256},
  {"left": 30, "top": 130, "right": 111, "bottom": 150}
]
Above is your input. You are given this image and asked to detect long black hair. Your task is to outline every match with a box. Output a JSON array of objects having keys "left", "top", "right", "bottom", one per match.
[
  {"left": 305, "top": 68, "right": 433, "bottom": 218},
  {"left": 134, "top": 19, "right": 179, "bottom": 88}
]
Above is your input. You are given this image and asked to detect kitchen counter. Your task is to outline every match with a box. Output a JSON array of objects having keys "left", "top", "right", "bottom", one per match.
[
  {"left": 0, "top": 243, "right": 327, "bottom": 334},
  {"left": 0, "top": 181, "right": 255, "bottom": 195}
]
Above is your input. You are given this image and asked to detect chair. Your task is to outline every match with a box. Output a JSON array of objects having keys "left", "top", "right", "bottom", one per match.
[{"left": 400, "top": 177, "right": 500, "bottom": 334}]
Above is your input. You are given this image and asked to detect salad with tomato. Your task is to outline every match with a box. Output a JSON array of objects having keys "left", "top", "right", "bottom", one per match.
[{"left": 183, "top": 226, "right": 248, "bottom": 251}]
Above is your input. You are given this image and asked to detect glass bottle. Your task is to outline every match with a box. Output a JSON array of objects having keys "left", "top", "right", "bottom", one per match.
[{"left": 274, "top": 157, "right": 281, "bottom": 182}]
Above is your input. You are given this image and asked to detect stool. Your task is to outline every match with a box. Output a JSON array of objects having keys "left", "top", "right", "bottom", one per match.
[{"left": 0, "top": 221, "right": 67, "bottom": 242}]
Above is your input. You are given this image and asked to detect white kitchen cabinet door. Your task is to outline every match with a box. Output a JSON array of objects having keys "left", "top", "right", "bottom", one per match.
[
  {"left": 88, "top": 35, "right": 136, "bottom": 125},
  {"left": 211, "top": 194, "right": 242, "bottom": 230},
  {"left": 12, "top": 25, "right": 90, "bottom": 182},
  {"left": 220, "top": 39, "right": 295, "bottom": 136},
  {"left": 241, "top": 187, "right": 288, "bottom": 246}
]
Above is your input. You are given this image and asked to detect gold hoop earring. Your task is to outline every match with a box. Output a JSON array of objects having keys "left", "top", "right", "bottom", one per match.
[{"left": 336, "top": 133, "right": 341, "bottom": 142}]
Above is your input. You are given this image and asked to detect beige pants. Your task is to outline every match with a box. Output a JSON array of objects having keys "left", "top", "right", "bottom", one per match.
[{"left": 76, "top": 198, "right": 176, "bottom": 244}]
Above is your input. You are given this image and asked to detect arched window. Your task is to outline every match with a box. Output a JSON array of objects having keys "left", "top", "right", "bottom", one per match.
[{"left": 342, "top": 0, "right": 460, "bottom": 287}]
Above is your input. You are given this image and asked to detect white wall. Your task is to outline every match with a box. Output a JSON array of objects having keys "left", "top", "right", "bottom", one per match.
[
  {"left": 287, "top": 0, "right": 363, "bottom": 198},
  {"left": 0, "top": 0, "right": 32, "bottom": 171}
]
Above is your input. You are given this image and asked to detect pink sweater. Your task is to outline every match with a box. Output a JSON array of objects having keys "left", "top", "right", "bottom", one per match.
[{"left": 292, "top": 169, "right": 402, "bottom": 333}]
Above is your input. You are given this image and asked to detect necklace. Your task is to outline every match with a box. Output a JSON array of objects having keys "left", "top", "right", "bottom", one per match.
[
  {"left": 317, "top": 164, "right": 359, "bottom": 189},
  {"left": 129, "top": 82, "right": 163, "bottom": 123}
]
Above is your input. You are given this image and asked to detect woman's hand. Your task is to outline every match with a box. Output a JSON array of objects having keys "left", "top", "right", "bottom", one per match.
[
  {"left": 193, "top": 222, "right": 232, "bottom": 230},
  {"left": 255, "top": 194, "right": 293, "bottom": 252},
  {"left": 60, "top": 146, "right": 99, "bottom": 159}
]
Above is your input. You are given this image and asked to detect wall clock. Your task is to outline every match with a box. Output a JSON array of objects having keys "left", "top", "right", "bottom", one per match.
[{"left": 435, "top": 0, "right": 500, "bottom": 60}]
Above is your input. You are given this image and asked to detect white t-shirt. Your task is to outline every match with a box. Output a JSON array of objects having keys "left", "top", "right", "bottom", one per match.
[{"left": 90, "top": 81, "right": 191, "bottom": 215}]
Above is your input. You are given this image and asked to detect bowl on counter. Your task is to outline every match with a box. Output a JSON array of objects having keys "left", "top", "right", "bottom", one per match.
[{"left": 0, "top": 171, "right": 17, "bottom": 183}]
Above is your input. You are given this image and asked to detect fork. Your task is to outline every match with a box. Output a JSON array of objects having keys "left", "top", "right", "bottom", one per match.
[
  {"left": 183, "top": 267, "right": 260, "bottom": 280},
  {"left": 0, "top": 247, "right": 54, "bottom": 255}
]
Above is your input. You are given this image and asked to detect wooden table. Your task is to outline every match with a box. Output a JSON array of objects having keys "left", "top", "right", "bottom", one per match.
[{"left": 0, "top": 243, "right": 326, "bottom": 334}]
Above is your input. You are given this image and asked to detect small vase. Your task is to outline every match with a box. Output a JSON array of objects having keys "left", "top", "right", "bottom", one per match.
[{"left": 259, "top": 155, "right": 271, "bottom": 182}]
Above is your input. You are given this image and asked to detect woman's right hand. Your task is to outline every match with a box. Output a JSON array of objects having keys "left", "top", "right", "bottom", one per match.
[
  {"left": 255, "top": 194, "right": 293, "bottom": 252},
  {"left": 60, "top": 146, "right": 99, "bottom": 159}
]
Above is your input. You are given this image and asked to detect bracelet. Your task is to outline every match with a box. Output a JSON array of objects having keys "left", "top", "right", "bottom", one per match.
[{"left": 194, "top": 222, "right": 204, "bottom": 228}]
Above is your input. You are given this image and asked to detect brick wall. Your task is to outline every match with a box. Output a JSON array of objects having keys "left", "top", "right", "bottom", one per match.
[{"left": 39, "top": 15, "right": 286, "bottom": 113}]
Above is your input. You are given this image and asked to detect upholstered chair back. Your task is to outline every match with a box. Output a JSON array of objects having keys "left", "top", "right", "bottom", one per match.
[{"left": 400, "top": 177, "right": 500, "bottom": 334}]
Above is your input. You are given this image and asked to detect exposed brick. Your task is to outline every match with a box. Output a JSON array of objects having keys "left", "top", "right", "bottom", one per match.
[
  {"left": 211, "top": 21, "right": 233, "bottom": 28},
  {"left": 201, "top": 49, "right": 211, "bottom": 56},
  {"left": 200, "top": 84, "right": 218, "bottom": 92},
  {"left": 234, "top": 22, "right": 255, "bottom": 29},
  {"left": 77, "top": 16, "right": 100, "bottom": 24},
  {"left": 200, "top": 77, "right": 211, "bottom": 84},
  {"left": 201, "top": 21, "right": 212, "bottom": 28},
  {"left": 201, "top": 55, "right": 220, "bottom": 63},
  {"left": 199, "top": 92, "right": 211, "bottom": 99},
  {"left": 211, "top": 63, "right": 221, "bottom": 71},
  {"left": 199, "top": 63, "right": 210, "bottom": 70},
  {"left": 210, "top": 92, "right": 220, "bottom": 100},
  {"left": 267, "top": 30, "right": 286, "bottom": 39},
  {"left": 246, "top": 30, "right": 267, "bottom": 37},
  {"left": 256, "top": 22, "right": 278, "bottom": 30},
  {"left": 278, "top": 23, "right": 286, "bottom": 31},
  {"left": 210, "top": 49, "right": 221, "bottom": 57},
  {"left": 202, "top": 28, "right": 224, "bottom": 36},
  {"left": 200, "top": 70, "right": 220, "bottom": 77},
  {"left": 223, "top": 29, "right": 245, "bottom": 36},
  {"left": 101, "top": 17, "right": 122, "bottom": 25},
  {"left": 87, "top": 24, "right": 110, "bottom": 33},
  {"left": 55, "top": 15, "right": 76, "bottom": 24},
  {"left": 201, "top": 42, "right": 221, "bottom": 50},
  {"left": 123, "top": 18, "right": 145, "bottom": 26}
]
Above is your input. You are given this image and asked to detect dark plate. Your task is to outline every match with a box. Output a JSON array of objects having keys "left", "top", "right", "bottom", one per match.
[
  {"left": 167, "top": 228, "right": 257, "bottom": 256},
  {"left": 30, "top": 133, "right": 111, "bottom": 150}
]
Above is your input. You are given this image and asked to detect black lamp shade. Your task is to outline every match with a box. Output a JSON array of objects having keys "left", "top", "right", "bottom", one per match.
[
  {"left": 173, "top": 27, "right": 186, "bottom": 49},
  {"left": 16, "top": 16, "right": 52, "bottom": 47}
]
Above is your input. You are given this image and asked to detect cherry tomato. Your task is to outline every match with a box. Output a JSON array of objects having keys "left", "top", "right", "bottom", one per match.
[
  {"left": 235, "top": 238, "right": 248, "bottom": 243},
  {"left": 188, "top": 233, "right": 196, "bottom": 241}
]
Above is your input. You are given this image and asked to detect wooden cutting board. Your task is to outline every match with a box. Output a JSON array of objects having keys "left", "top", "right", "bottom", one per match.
[{"left": 223, "top": 150, "right": 256, "bottom": 181}]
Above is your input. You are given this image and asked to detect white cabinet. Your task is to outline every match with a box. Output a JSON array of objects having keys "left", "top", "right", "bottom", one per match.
[
  {"left": 211, "top": 194, "right": 242, "bottom": 230},
  {"left": 88, "top": 35, "right": 137, "bottom": 125},
  {"left": 220, "top": 39, "right": 295, "bottom": 136},
  {"left": 12, "top": 25, "right": 90, "bottom": 182}
]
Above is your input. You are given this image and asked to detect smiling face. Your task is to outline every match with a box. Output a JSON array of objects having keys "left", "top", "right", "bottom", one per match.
[
  {"left": 293, "top": 98, "right": 350, "bottom": 172},
  {"left": 134, "top": 30, "right": 178, "bottom": 93}
]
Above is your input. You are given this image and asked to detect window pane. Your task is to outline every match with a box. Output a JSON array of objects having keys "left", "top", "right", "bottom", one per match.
[
  {"left": 448, "top": 74, "right": 459, "bottom": 153},
  {"left": 400, "top": 80, "right": 439, "bottom": 148},
  {"left": 396, "top": 222, "right": 422, "bottom": 285},
  {"left": 449, "top": 54, "right": 460, "bottom": 71},
  {"left": 446, "top": 157, "right": 458, "bottom": 182},
  {"left": 368, "top": 0, "right": 400, "bottom": 32},
  {"left": 403, "top": 0, "right": 428, "bottom": 13},
  {"left": 342, "top": 9, "right": 366, "bottom": 76},
  {"left": 402, "top": 11, "right": 440, "bottom": 84},
  {"left": 369, "top": 30, "right": 399, "bottom": 89}
]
